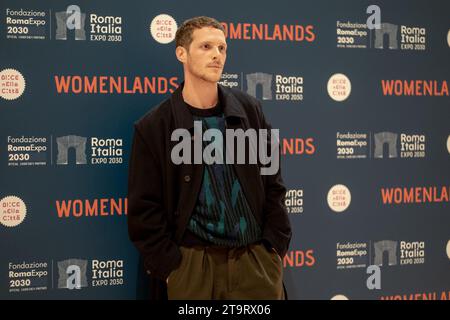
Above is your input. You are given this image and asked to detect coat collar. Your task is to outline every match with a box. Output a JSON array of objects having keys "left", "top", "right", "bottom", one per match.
[{"left": 170, "top": 81, "right": 247, "bottom": 130}]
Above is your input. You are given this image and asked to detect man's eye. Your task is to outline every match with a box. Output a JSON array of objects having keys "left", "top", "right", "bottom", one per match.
[{"left": 203, "top": 44, "right": 210, "bottom": 49}]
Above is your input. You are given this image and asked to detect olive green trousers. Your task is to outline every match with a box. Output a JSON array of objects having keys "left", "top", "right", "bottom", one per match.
[{"left": 167, "top": 242, "right": 285, "bottom": 300}]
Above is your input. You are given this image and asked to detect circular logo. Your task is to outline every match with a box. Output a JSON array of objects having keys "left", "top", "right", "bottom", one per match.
[
  {"left": 331, "top": 294, "right": 349, "bottom": 300},
  {"left": 0, "top": 196, "right": 27, "bottom": 227},
  {"left": 150, "top": 14, "right": 177, "bottom": 44},
  {"left": 327, "top": 184, "right": 351, "bottom": 212},
  {"left": 447, "top": 30, "right": 450, "bottom": 48},
  {"left": 327, "top": 73, "right": 351, "bottom": 102},
  {"left": 447, "top": 135, "right": 450, "bottom": 154},
  {"left": 0, "top": 68, "right": 26, "bottom": 100},
  {"left": 446, "top": 240, "right": 450, "bottom": 260}
]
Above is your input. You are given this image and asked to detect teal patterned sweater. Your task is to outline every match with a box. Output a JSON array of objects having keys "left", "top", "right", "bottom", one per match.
[{"left": 183, "top": 100, "right": 262, "bottom": 247}]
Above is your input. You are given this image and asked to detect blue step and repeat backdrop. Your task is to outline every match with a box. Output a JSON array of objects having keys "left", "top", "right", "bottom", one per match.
[{"left": 1, "top": 0, "right": 449, "bottom": 300}]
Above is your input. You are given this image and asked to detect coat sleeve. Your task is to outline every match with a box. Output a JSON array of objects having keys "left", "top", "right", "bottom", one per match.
[
  {"left": 255, "top": 101, "right": 292, "bottom": 258},
  {"left": 127, "top": 123, "right": 181, "bottom": 281}
]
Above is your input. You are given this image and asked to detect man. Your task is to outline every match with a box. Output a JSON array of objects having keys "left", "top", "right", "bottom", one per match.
[{"left": 127, "top": 16, "right": 291, "bottom": 300}]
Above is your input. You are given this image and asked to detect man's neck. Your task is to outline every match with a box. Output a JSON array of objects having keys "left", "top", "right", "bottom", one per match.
[{"left": 182, "top": 78, "right": 218, "bottom": 109}]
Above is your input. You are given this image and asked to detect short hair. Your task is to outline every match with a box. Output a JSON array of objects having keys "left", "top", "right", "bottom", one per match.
[{"left": 175, "top": 16, "right": 225, "bottom": 50}]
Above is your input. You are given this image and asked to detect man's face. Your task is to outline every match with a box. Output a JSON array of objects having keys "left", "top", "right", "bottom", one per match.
[{"left": 182, "top": 27, "right": 227, "bottom": 83}]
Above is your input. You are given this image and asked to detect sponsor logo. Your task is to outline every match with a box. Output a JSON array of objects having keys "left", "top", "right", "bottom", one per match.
[
  {"left": 150, "top": 14, "right": 177, "bottom": 44},
  {"left": 381, "top": 80, "right": 448, "bottom": 96},
  {"left": 373, "top": 240, "right": 398, "bottom": 266},
  {"left": 221, "top": 22, "right": 315, "bottom": 42},
  {"left": 285, "top": 189, "right": 303, "bottom": 214},
  {"left": 284, "top": 249, "right": 316, "bottom": 268},
  {"left": 336, "top": 18, "right": 427, "bottom": 51},
  {"left": 281, "top": 137, "right": 315, "bottom": 156},
  {"left": 245, "top": 72, "right": 304, "bottom": 102},
  {"left": 55, "top": 5, "right": 86, "bottom": 40},
  {"left": 398, "top": 241, "right": 425, "bottom": 265},
  {"left": 8, "top": 258, "right": 125, "bottom": 292},
  {"left": 5, "top": 5, "right": 123, "bottom": 42},
  {"left": 5, "top": 8, "right": 47, "bottom": 40},
  {"left": 336, "top": 21, "right": 368, "bottom": 48},
  {"left": 219, "top": 73, "right": 240, "bottom": 89},
  {"left": 447, "top": 29, "right": 450, "bottom": 47},
  {"left": 55, "top": 135, "right": 87, "bottom": 165},
  {"left": 336, "top": 131, "right": 427, "bottom": 160},
  {"left": 331, "top": 295, "right": 349, "bottom": 300},
  {"left": 327, "top": 185, "right": 351, "bottom": 212},
  {"left": 446, "top": 135, "right": 450, "bottom": 154},
  {"left": 336, "top": 132, "right": 368, "bottom": 159},
  {"left": 8, "top": 261, "right": 49, "bottom": 293},
  {"left": 336, "top": 242, "right": 369, "bottom": 269},
  {"left": 380, "top": 186, "right": 450, "bottom": 205},
  {"left": 218, "top": 72, "right": 305, "bottom": 102},
  {"left": 90, "top": 137, "right": 123, "bottom": 164},
  {"left": 0, "top": 68, "right": 26, "bottom": 100},
  {"left": 54, "top": 75, "right": 178, "bottom": 94},
  {"left": 273, "top": 75, "right": 303, "bottom": 101},
  {"left": 5, "top": 134, "right": 125, "bottom": 167},
  {"left": 374, "top": 131, "right": 426, "bottom": 159},
  {"left": 327, "top": 73, "right": 351, "bottom": 102},
  {"left": 55, "top": 5, "right": 123, "bottom": 42},
  {"left": 336, "top": 240, "right": 426, "bottom": 270},
  {"left": 89, "top": 13, "right": 122, "bottom": 42},
  {"left": 380, "top": 291, "right": 450, "bottom": 300},
  {"left": 55, "top": 197, "right": 127, "bottom": 218},
  {"left": 398, "top": 25, "right": 426, "bottom": 50},
  {"left": 446, "top": 240, "right": 450, "bottom": 260},
  {"left": 91, "top": 259, "right": 124, "bottom": 287},
  {"left": 0, "top": 195, "right": 27, "bottom": 227},
  {"left": 55, "top": 135, "right": 124, "bottom": 166},
  {"left": 57, "top": 259, "right": 88, "bottom": 290},
  {"left": 6, "top": 136, "right": 48, "bottom": 166}
]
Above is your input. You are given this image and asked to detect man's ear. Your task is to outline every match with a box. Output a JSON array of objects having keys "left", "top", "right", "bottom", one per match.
[{"left": 176, "top": 46, "right": 187, "bottom": 64}]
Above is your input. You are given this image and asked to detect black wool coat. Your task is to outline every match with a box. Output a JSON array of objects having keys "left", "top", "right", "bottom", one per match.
[{"left": 127, "top": 82, "right": 292, "bottom": 299}]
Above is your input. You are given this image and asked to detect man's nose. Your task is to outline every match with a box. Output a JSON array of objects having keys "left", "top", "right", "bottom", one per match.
[{"left": 212, "top": 47, "right": 221, "bottom": 59}]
